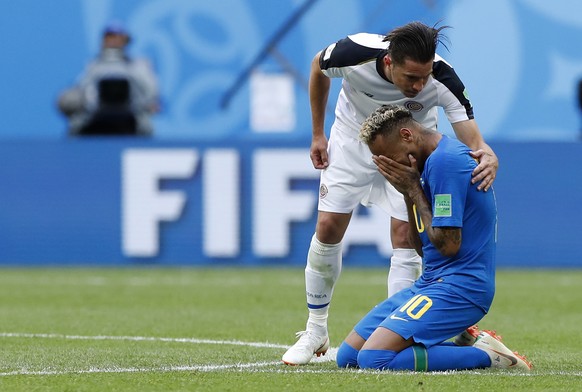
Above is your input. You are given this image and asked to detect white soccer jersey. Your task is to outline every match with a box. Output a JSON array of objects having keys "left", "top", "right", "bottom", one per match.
[
  {"left": 320, "top": 33, "right": 474, "bottom": 133},
  {"left": 316, "top": 33, "right": 475, "bottom": 217}
]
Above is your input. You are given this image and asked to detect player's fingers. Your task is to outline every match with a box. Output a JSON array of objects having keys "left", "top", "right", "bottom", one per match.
[
  {"left": 475, "top": 171, "right": 496, "bottom": 191},
  {"left": 469, "top": 149, "right": 484, "bottom": 160},
  {"left": 477, "top": 178, "right": 490, "bottom": 192},
  {"left": 310, "top": 154, "right": 323, "bottom": 169},
  {"left": 471, "top": 152, "right": 493, "bottom": 180},
  {"left": 408, "top": 154, "right": 418, "bottom": 171},
  {"left": 320, "top": 150, "right": 329, "bottom": 167}
]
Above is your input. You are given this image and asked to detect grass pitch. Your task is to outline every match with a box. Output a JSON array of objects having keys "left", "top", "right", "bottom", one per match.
[{"left": 0, "top": 267, "right": 580, "bottom": 391}]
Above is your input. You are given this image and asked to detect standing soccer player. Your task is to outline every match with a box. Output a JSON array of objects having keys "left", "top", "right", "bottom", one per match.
[
  {"left": 283, "top": 21, "right": 498, "bottom": 365},
  {"left": 335, "top": 104, "right": 531, "bottom": 372}
]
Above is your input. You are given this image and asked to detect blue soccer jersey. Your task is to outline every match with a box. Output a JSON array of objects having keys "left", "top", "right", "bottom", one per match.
[
  {"left": 414, "top": 135, "right": 498, "bottom": 312},
  {"left": 352, "top": 135, "right": 498, "bottom": 348}
]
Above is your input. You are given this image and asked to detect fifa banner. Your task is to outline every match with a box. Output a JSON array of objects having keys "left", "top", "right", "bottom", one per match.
[
  {"left": 0, "top": 139, "right": 393, "bottom": 266},
  {"left": 0, "top": 139, "right": 580, "bottom": 267}
]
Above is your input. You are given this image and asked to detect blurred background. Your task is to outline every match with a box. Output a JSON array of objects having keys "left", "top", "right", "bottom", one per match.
[{"left": 1, "top": 0, "right": 581, "bottom": 267}]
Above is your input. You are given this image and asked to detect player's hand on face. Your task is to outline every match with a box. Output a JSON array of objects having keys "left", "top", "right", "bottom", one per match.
[
  {"left": 373, "top": 154, "right": 420, "bottom": 196},
  {"left": 469, "top": 149, "right": 498, "bottom": 192},
  {"left": 310, "top": 135, "right": 329, "bottom": 169}
]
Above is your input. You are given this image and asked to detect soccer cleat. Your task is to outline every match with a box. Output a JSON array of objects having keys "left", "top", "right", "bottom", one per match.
[
  {"left": 474, "top": 330, "right": 533, "bottom": 371},
  {"left": 453, "top": 324, "right": 481, "bottom": 346},
  {"left": 282, "top": 330, "right": 330, "bottom": 366}
]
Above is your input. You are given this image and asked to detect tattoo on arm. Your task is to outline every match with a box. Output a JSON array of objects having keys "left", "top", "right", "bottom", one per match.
[
  {"left": 409, "top": 191, "right": 462, "bottom": 257},
  {"left": 432, "top": 227, "right": 462, "bottom": 256}
]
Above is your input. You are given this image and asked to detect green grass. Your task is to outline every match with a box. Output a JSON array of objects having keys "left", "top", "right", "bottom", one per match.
[{"left": 0, "top": 267, "right": 579, "bottom": 391}]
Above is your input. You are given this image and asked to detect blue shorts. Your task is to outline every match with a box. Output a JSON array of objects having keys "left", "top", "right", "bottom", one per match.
[{"left": 353, "top": 283, "right": 486, "bottom": 348}]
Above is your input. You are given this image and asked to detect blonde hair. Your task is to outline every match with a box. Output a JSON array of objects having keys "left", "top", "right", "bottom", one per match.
[{"left": 359, "top": 105, "right": 413, "bottom": 145}]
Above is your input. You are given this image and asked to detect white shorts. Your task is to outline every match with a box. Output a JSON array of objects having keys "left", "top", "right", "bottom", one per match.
[{"left": 318, "top": 122, "right": 408, "bottom": 221}]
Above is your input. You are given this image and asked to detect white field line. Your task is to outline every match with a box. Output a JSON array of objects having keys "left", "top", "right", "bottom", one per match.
[
  {"left": 0, "top": 331, "right": 335, "bottom": 377},
  {"left": 0, "top": 361, "right": 284, "bottom": 377},
  {"left": 0, "top": 332, "right": 580, "bottom": 377},
  {"left": 0, "top": 332, "right": 289, "bottom": 350}
]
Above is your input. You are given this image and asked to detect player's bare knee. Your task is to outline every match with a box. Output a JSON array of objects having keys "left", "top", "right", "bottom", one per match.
[
  {"left": 315, "top": 212, "right": 351, "bottom": 244},
  {"left": 391, "top": 218, "right": 412, "bottom": 248}
]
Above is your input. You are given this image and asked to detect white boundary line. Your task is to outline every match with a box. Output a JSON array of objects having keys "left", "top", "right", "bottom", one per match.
[
  {"left": 0, "top": 361, "right": 284, "bottom": 377},
  {"left": 0, "top": 332, "right": 580, "bottom": 377},
  {"left": 0, "top": 331, "right": 336, "bottom": 377},
  {"left": 0, "top": 332, "right": 289, "bottom": 350}
]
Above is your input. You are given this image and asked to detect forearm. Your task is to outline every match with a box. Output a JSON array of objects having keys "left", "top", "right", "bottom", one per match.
[
  {"left": 452, "top": 120, "right": 486, "bottom": 150},
  {"left": 309, "top": 52, "right": 330, "bottom": 139},
  {"left": 407, "top": 187, "right": 460, "bottom": 257},
  {"left": 407, "top": 186, "right": 435, "bottom": 240},
  {"left": 452, "top": 119, "right": 499, "bottom": 191},
  {"left": 452, "top": 120, "right": 497, "bottom": 158},
  {"left": 404, "top": 196, "right": 423, "bottom": 256}
]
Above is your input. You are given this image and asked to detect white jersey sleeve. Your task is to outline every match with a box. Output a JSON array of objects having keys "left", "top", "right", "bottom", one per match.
[
  {"left": 432, "top": 55, "right": 474, "bottom": 124},
  {"left": 319, "top": 33, "right": 388, "bottom": 79}
]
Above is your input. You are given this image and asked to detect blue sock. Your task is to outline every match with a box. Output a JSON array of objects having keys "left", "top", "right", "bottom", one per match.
[
  {"left": 356, "top": 344, "right": 491, "bottom": 371},
  {"left": 390, "top": 344, "right": 491, "bottom": 371},
  {"left": 336, "top": 342, "right": 359, "bottom": 368},
  {"left": 357, "top": 349, "right": 397, "bottom": 370}
]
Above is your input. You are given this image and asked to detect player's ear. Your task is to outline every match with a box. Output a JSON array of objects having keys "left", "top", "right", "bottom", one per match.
[{"left": 399, "top": 127, "right": 413, "bottom": 142}]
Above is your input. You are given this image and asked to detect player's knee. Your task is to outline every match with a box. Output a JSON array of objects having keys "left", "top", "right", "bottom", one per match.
[
  {"left": 357, "top": 349, "right": 397, "bottom": 370},
  {"left": 315, "top": 213, "right": 348, "bottom": 244},
  {"left": 336, "top": 341, "right": 359, "bottom": 368},
  {"left": 390, "top": 219, "right": 412, "bottom": 248}
]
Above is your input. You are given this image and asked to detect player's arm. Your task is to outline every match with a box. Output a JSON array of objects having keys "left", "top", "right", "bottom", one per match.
[
  {"left": 407, "top": 187, "right": 461, "bottom": 257},
  {"left": 403, "top": 196, "right": 424, "bottom": 257},
  {"left": 375, "top": 154, "right": 461, "bottom": 257},
  {"left": 451, "top": 119, "right": 498, "bottom": 192},
  {"left": 309, "top": 51, "right": 331, "bottom": 169}
]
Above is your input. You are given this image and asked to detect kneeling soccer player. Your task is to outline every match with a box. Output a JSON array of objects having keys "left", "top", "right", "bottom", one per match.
[{"left": 336, "top": 105, "right": 531, "bottom": 372}]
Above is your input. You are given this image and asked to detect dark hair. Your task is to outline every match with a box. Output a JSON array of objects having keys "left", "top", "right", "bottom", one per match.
[
  {"left": 359, "top": 105, "right": 414, "bottom": 145},
  {"left": 383, "top": 21, "right": 450, "bottom": 65}
]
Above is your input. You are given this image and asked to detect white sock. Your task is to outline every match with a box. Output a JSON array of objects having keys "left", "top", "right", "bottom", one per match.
[
  {"left": 387, "top": 248, "right": 422, "bottom": 297},
  {"left": 304, "top": 234, "right": 342, "bottom": 332}
]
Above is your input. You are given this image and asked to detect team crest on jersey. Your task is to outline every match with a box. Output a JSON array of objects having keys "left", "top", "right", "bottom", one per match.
[
  {"left": 405, "top": 101, "right": 424, "bottom": 112},
  {"left": 319, "top": 184, "right": 328, "bottom": 199}
]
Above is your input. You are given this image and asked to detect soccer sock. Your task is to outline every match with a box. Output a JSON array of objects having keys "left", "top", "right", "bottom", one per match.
[
  {"left": 359, "top": 344, "right": 491, "bottom": 371},
  {"left": 387, "top": 248, "right": 422, "bottom": 297},
  {"left": 357, "top": 349, "right": 397, "bottom": 370},
  {"left": 305, "top": 234, "right": 342, "bottom": 331},
  {"left": 336, "top": 342, "right": 360, "bottom": 368}
]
